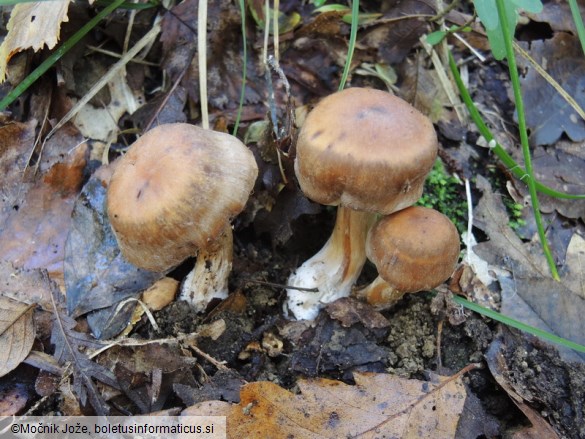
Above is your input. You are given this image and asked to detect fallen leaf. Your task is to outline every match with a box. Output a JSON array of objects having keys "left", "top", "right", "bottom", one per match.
[
  {"left": 290, "top": 313, "right": 390, "bottom": 377},
  {"left": 0, "top": 120, "right": 37, "bottom": 231},
  {"left": 359, "top": 0, "right": 436, "bottom": 65},
  {"left": 0, "top": 297, "right": 35, "bottom": 377},
  {"left": 101, "top": 343, "right": 198, "bottom": 413},
  {"left": 526, "top": 0, "right": 585, "bottom": 34},
  {"left": 183, "top": 372, "right": 467, "bottom": 438},
  {"left": 73, "top": 68, "right": 140, "bottom": 143},
  {"left": 472, "top": 175, "right": 585, "bottom": 359},
  {"left": 160, "top": 0, "right": 262, "bottom": 114},
  {"left": 253, "top": 186, "right": 321, "bottom": 247},
  {"left": 486, "top": 333, "right": 582, "bottom": 438},
  {"left": 0, "top": 122, "right": 89, "bottom": 289},
  {"left": 64, "top": 168, "right": 163, "bottom": 339},
  {"left": 0, "top": 139, "right": 88, "bottom": 281},
  {"left": 519, "top": 32, "right": 585, "bottom": 145},
  {"left": 0, "top": 381, "right": 30, "bottom": 416},
  {"left": 400, "top": 55, "right": 452, "bottom": 123},
  {"left": 0, "top": 261, "right": 53, "bottom": 310},
  {"left": 324, "top": 296, "right": 390, "bottom": 329},
  {"left": 510, "top": 141, "right": 585, "bottom": 221},
  {"left": 0, "top": 1, "right": 71, "bottom": 81},
  {"left": 49, "top": 277, "right": 119, "bottom": 415},
  {"left": 174, "top": 369, "right": 246, "bottom": 406}
]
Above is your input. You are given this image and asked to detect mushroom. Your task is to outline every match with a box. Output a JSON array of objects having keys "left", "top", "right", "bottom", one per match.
[
  {"left": 107, "top": 123, "right": 258, "bottom": 311},
  {"left": 286, "top": 87, "right": 438, "bottom": 320},
  {"left": 354, "top": 206, "right": 460, "bottom": 309}
]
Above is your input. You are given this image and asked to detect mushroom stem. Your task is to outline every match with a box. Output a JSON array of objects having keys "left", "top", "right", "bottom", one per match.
[
  {"left": 352, "top": 276, "right": 406, "bottom": 310},
  {"left": 286, "top": 207, "right": 374, "bottom": 320},
  {"left": 179, "top": 227, "right": 233, "bottom": 312}
]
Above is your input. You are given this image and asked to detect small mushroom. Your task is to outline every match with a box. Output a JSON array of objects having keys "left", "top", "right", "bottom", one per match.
[
  {"left": 354, "top": 206, "right": 460, "bottom": 309},
  {"left": 107, "top": 123, "right": 258, "bottom": 311},
  {"left": 287, "top": 88, "right": 438, "bottom": 320}
]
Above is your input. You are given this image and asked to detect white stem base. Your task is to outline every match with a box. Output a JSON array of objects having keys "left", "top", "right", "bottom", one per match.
[
  {"left": 179, "top": 228, "right": 232, "bottom": 312},
  {"left": 285, "top": 207, "right": 373, "bottom": 320}
]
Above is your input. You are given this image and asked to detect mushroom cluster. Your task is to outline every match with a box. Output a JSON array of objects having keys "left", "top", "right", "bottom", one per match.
[
  {"left": 286, "top": 87, "right": 458, "bottom": 320},
  {"left": 107, "top": 123, "right": 258, "bottom": 311}
]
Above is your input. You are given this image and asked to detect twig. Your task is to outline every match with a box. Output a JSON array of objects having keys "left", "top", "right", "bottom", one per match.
[
  {"left": 198, "top": 0, "right": 209, "bottom": 129},
  {"left": 41, "top": 22, "right": 161, "bottom": 144}
]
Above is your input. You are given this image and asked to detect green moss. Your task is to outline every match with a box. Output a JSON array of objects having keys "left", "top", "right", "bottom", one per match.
[
  {"left": 503, "top": 197, "right": 527, "bottom": 230},
  {"left": 417, "top": 159, "right": 467, "bottom": 235}
]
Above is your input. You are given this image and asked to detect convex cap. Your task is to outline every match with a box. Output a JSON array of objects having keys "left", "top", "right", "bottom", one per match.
[
  {"left": 107, "top": 123, "right": 258, "bottom": 272},
  {"left": 295, "top": 87, "right": 438, "bottom": 215},
  {"left": 367, "top": 206, "right": 460, "bottom": 293}
]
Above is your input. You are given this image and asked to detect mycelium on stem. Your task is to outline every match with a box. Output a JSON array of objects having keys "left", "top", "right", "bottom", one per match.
[
  {"left": 287, "top": 87, "right": 438, "bottom": 320},
  {"left": 107, "top": 123, "right": 258, "bottom": 312}
]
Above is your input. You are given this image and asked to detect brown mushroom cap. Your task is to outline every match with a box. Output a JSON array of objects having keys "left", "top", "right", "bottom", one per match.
[
  {"left": 295, "top": 88, "right": 438, "bottom": 215},
  {"left": 366, "top": 206, "right": 460, "bottom": 292},
  {"left": 107, "top": 123, "right": 258, "bottom": 272}
]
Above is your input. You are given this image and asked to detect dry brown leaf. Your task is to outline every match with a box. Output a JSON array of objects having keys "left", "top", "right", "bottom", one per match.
[
  {"left": 472, "top": 176, "right": 585, "bottom": 359},
  {"left": 0, "top": 139, "right": 88, "bottom": 282},
  {"left": 183, "top": 372, "right": 467, "bottom": 438},
  {"left": 0, "top": 296, "right": 35, "bottom": 377},
  {"left": 486, "top": 336, "right": 564, "bottom": 438},
  {"left": 518, "top": 33, "right": 585, "bottom": 145},
  {"left": 72, "top": 69, "right": 140, "bottom": 144},
  {"left": 0, "top": 380, "right": 30, "bottom": 415},
  {"left": 0, "top": 1, "right": 72, "bottom": 81},
  {"left": 0, "top": 261, "right": 54, "bottom": 310}
]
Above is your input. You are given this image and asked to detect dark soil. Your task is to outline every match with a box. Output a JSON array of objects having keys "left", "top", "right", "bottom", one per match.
[{"left": 137, "top": 221, "right": 585, "bottom": 438}]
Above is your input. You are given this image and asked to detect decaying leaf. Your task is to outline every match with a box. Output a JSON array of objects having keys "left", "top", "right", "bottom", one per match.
[
  {"left": 184, "top": 371, "right": 467, "bottom": 438},
  {"left": 400, "top": 55, "right": 452, "bottom": 123},
  {"left": 486, "top": 332, "right": 584, "bottom": 438},
  {"left": 0, "top": 261, "right": 54, "bottom": 310},
  {"left": 0, "top": 381, "right": 30, "bottom": 416},
  {"left": 0, "top": 1, "right": 72, "bottom": 81},
  {"left": 0, "top": 139, "right": 88, "bottom": 281},
  {"left": 519, "top": 33, "right": 585, "bottom": 145},
  {"left": 96, "top": 343, "right": 198, "bottom": 413},
  {"left": 174, "top": 369, "right": 246, "bottom": 407},
  {"left": 359, "top": 0, "right": 436, "bottom": 65},
  {"left": 64, "top": 168, "right": 163, "bottom": 339},
  {"left": 253, "top": 186, "right": 321, "bottom": 247},
  {"left": 161, "top": 0, "right": 262, "bottom": 114},
  {"left": 49, "top": 276, "right": 119, "bottom": 415},
  {"left": 510, "top": 141, "right": 585, "bottom": 221},
  {"left": 0, "top": 297, "right": 35, "bottom": 377},
  {"left": 73, "top": 68, "right": 140, "bottom": 144},
  {"left": 290, "top": 311, "right": 390, "bottom": 377},
  {"left": 0, "top": 121, "right": 89, "bottom": 291},
  {"left": 472, "top": 176, "right": 585, "bottom": 357},
  {"left": 325, "top": 297, "right": 390, "bottom": 329},
  {"left": 526, "top": 0, "right": 585, "bottom": 34}
]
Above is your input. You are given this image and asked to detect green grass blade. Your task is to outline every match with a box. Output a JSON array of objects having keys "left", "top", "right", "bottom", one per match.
[
  {"left": 0, "top": 0, "right": 126, "bottom": 112},
  {"left": 338, "top": 0, "right": 359, "bottom": 91},
  {"left": 448, "top": 52, "right": 585, "bottom": 200},
  {"left": 451, "top": 294, "right": 585, "bottom": 354},
  {"left": 496, "top": 0, "right": 559, "bottom": 280},
  {"left": 568, "top": 0, "right": 585, "bottom": 57},
  {"left": 233, "top": 0, "right": 247, "bottom": 136},
  {"left": 94, "top": 0, "right": 159, "bottom": 10}
]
